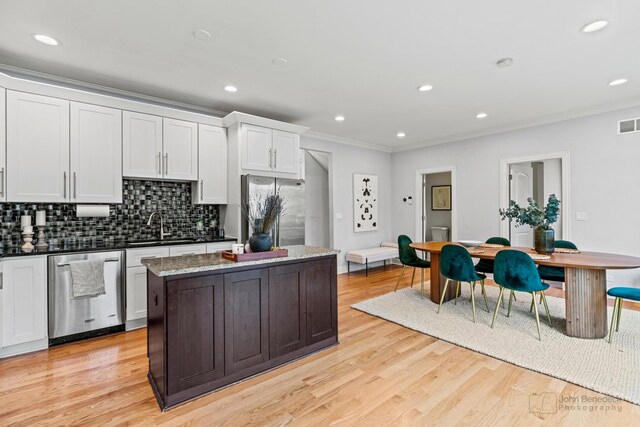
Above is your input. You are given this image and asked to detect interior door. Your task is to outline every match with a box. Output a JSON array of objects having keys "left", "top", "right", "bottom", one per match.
[
  {"left": 510, "top": 163, "right": 534, "bottom": 247},
  {"left": 70, "top": 102, "right": 122, "bottom": 203}
]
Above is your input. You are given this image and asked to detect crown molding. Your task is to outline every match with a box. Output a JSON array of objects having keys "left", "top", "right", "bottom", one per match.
[
  {"left": 303, "top": 131, "right": 393, "bottom": 153},
  {"left": 392, "top": 97, "right": 640, "bottom": 153},
  {"left": 0, "top": 63, "right": 229, "bottom": 118},
  {"left": 222, "top": 111, "right": 309, "bottom": 134}
]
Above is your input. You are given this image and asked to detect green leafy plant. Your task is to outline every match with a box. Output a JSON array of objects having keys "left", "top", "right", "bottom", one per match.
[
  {"left": 244, "top": 191, "right": 286, "bottom": 234},
  {"left": 499, "top": 194, "right": 560, "bottom": 230}
]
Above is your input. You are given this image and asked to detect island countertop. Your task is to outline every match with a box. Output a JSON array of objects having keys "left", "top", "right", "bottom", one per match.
[{"left": 142, "top": 245, "right": 340, "bottom": 277}]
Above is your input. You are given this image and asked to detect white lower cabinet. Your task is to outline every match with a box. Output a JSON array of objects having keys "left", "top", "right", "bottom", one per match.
[
  {"left": 206, "top": 241, "right": 235, "bottom": 253},
  {"left": 168, "top": 244, "right": 207, "bottom": 257},
  {"left": 0, "top": 256, "right": 48, "bottom": 358},
  {"left": 125, "top": 247, "right": 169, "bottom": 330}
]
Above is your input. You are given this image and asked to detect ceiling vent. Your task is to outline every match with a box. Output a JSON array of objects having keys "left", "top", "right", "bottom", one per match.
[{"left": 618, "top": 118, "right": 640, "bottom": 135}]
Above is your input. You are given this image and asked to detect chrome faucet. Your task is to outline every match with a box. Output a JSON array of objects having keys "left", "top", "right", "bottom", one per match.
[{"left": 147, "top": 212, "right": 171, "bottom": 240}]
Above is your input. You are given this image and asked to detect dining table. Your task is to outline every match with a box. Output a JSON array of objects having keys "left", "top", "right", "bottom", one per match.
[{"left": 410, "top": 241, "right": 640, "bottom": 339}]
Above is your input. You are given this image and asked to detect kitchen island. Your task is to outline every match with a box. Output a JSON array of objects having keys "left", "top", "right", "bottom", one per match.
[{"left": 142, "top": 246, "right": 339, "bottom": 410}]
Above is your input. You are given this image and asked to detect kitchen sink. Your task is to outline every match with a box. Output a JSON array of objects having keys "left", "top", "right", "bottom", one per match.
[{"left": 128, "top": 238, "right": 200, "bottom": 247}]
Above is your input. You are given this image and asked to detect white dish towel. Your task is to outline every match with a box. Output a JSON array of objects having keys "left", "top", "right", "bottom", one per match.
[{"left": 68, "top": 259, "right": 106, "bottom": 299}]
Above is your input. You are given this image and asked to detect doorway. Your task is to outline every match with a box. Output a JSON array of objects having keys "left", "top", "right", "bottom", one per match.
[
  {"left": 415, "top": 166, "right": 457, "bottom": 244},
  {"left": 500, "top": 152, "right": 570, "bottom": 243},
  {"left": 304, "top": 150, "right": 331, "bottom": 247}
]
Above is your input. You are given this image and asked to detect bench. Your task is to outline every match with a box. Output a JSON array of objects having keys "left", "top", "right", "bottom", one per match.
[{"left": 346, "top": 242, "right": 398, "bottom": 276}]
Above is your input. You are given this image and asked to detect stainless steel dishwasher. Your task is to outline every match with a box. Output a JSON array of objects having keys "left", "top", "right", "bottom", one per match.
[{"left": 48, "top": 250, "right": 125, "bottom": 345}]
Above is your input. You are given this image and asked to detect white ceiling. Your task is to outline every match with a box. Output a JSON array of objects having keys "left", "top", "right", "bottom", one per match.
[{"left": 1, "top": 0, "right": 640, "bottom": 151}]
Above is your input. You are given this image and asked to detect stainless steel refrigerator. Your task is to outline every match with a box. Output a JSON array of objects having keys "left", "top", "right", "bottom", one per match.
[{"left": 241, "top": 175, "right": 305, "bottom": 247}]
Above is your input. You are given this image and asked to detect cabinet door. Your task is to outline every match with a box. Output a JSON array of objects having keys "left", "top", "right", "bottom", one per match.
[
  {"left": 195, "top": 125, "right": 227, "bottom": 204},
  {"left": 306, "top": 258, "right": 338, "bottom": 344},
  {"left": 123, "top": 111, "right": 163, "bottom": 179},
  {"left": 167, "top": 275, "right": 224, "bottom": 394},
  {"left": 126, "top": 266, "right": 148, "bottom": 323},
  {"left": 224, "top": 268, "right": 269, "bottom": 374},
  {"left": 272, "top": 130, "right": 300, "bottom": 174},
  {"left": 241, "top": 124, "right": 272, "bottom": 172},
  {"left": 163, "top": 118, "right": 198, "bottom": 180},
  {"left": 168, "top": 244, "right": 207, "bottom": 257},
  {"left": 6, "top": 91, "right": 70, "bottom": 202},
  {"left": 0, "top": 257, "right": 47, "bottom": 347},
  {"left": 269, "top": 263, "right": 306, "bottom": 358},
  {"left": 0, "top": 88, "right": 5, "bottom": 202},
  {"left": 70, "top": 102, "right": 122, "bottom": 203}
]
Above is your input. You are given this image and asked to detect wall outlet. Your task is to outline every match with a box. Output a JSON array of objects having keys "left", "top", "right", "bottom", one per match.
[
  {"left": 576, "top": 212, "right": 588, "bottom": 221},
  {"left": 335, "top": 212, "right": 343, "bottom": 220}
]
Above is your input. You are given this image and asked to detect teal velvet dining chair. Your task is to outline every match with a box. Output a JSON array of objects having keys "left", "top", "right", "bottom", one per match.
[
  {"left": 491, "top": 250, "right": 552, "bottom": 340},
  {"left": 537, "top": 240, "right": 578, "bottom": 283},
  {"left": 607, "top": 287, "right": 640, "bottom": 343},
  {"left": 437, "top": 244, "right": 489, "bottom": 322},
  {"left": 394, "top": 235, "right": 430, "bottom": 298},
  {"left": 474, "top": 237, "right": 511, "bottom": 275}
]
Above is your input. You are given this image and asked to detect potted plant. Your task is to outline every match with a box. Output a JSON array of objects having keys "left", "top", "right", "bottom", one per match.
[
  {"left": 499, "top": 194, "right": 561, "bottom": 254},
  {"left": 244, "top": 192, "right": 285, "bottom": 252}
]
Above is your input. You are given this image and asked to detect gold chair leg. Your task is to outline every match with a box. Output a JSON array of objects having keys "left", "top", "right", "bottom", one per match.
[
  {"left": 437, "top": 279, "right": 451, "bottom": 314},
  {"left": 616, "top": 297, "right": 623, "bottom": 332},
  {"left": 513, "top": 292, "right": 517, "bottom": 302},
  {"left": 532, "top": 292, "right": 542, "bottom": 341},
  {"left": 420, "top": 268, "right": 425, "bottom": 299},
  {"left": 609, "top": 297, "right": 620, "bottom": 344},
  {"left": 540, "top": 292, "right": 552, "bottom": 327},
  {"left": 394, "top": 265, "right": 406, "bottom": 292},
  {"left": 480, "top": 280, "right": 489, "bottom": 312},
  {"left": 539, "top": 292, "right": 543, "bottom": 304},
  {"left": 411, "top": 268, "right": 416, "bottom": 287},
  {"left": 469, "top": 282, "right": 476, "bottom": 323},
  {"left": 491, "top": 288, "right": 505, "bottom": 328},
  {"left": 507, "top": 290, "right": 514, "bottom": 317},
  {"left": 529, "top": 293, "right": 535, "bottom": 313},
  {"left": 455, "top": 281, "right": 460, "bottom": 305}
]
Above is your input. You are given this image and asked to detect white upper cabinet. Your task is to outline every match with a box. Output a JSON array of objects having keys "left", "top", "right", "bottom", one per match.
[
  {"left": 240, "top": 124, "right": 301, "bottom": 177},
  {"left": 123, "top": 111, "right": 163, "bottom": 179},
  {"left": 0, "top": 88, "right": 5, "bottom": 202},
  {"left": 0, "top": 256, "right": 47, "bottom": 349},
  {"left": 272, "top": 130, "right": 300, "bottom": 174},
  {"left": 242, "top": 124, "right": 273, "bottom": 172},
  {"left": 70, "top": 102, "right": 123, "bottom": 203},
  {"left": 194, "top": 124, "right": 227, "bottom": 204},
  {"left": 163, "top": 118, "right": 198, "bottom": 181},
  {"left": 6, "top": 91, "right": 70, "bottom": 202}
]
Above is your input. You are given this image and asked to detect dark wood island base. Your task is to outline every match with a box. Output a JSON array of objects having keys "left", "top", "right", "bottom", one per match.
[{"left": 144, "top": 249, "right": 338, "bottom": 410}]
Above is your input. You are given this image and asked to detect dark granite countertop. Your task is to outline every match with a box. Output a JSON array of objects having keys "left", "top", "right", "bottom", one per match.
[
  {"left": 0, "top": 236, "right": 238, "bottom": 258},
  {"left": 142, "top": 245, "right": 340, "bottom": 277}
]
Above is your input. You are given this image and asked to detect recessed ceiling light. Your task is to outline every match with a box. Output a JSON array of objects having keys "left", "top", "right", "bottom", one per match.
[
  {"left": 397, "top": 132, "right": 406, "bottom": 138},
  {"left": 224, "top": 85, "right": 238, "bottom": 92},
  {"left": 417, "top": 84, "right": 433, "bottom": 92},
  {"left": 476, "top": 112, "right": 488, "bottom": 119},
  {"left": 608, "top": 78, "right": 627, "bottom": 86},
  {"left": 272, "top": 57, "right": 288, "bottom": 67},
  {"left": 334, "top": 115, "right": 345, "bottom": 122},
  {"left": 193, "top": 29, "right": 212, "bottom": 40},
  {"left": 581, "top": 20, "right": 609, "bottom": 33},
  {"left": 32, "top": 34, "right": 60, "bottom": 46},
  {"left": 496, "top": 58, "right": 514, "bottom": 68}
]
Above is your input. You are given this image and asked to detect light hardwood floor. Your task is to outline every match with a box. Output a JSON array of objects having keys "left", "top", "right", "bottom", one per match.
[{"left": 1, "top": 265, "right": 638, "bottom": 426}]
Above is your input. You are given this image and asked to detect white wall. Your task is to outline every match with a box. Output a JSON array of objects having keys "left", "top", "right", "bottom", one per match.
[
  {"left": 391, "top": 105, "right": 640, "bottom": 287},
  {"left": 301, "top": 136, "right": 393, "bottom": 273},
  {"left": 304, "top": 151, "right": 330, "bottom": 248}
]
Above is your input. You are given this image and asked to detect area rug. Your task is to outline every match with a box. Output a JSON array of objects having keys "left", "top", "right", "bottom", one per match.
[{"left": 351, "top": 286, "right": 640, "bottom": 405}]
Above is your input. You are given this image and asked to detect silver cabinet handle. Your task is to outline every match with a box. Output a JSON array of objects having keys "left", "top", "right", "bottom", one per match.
[
  {"left": 201, "top": 180, "right": 204, "bottom": 200},
  {"left": 157, "top": 152, "right": 162, "bottom": 175},
  {"left": 73, "top": 172, "right": 77, "bottom": 199},
  {"left": 268, "top": 148, "right": 272, "bottom": 168},
  {"left": 0, "top": 272, "right": 3, "bottom": 290},
  {"left": 0, "top": 167, "right": 4, "bottom": 197},
  {"left": 63, "top": 171, "right": 67, "bottom": 199},
  {"left": 274, "top": 149, "right": 277, "bottom": 169},
  {"left": 164, "top": 153, "right": 168, "bottom": 175}
]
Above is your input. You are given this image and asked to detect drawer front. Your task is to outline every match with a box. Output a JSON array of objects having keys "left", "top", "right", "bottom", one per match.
[
  {"left": 169, "top": 244, "right": 207, "bottom": 257},
  {"left": 206, "top": 242, "right": 235, "bottom": 253},
  {"left": 126, "top": 247, "right": 171, "bottom": 267}
]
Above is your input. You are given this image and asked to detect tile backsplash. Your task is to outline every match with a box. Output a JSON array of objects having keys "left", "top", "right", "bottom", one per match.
[{"left": 1, "top": 179, "right": 220, "bottom": 249}]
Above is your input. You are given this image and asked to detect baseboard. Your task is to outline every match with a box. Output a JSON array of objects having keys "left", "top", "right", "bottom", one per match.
[
  {"left": 0, "top": 338, "right": 48, "bottom": 359},
  {"left": 126, "top": 318, "right": 148, "bottom": 331}
]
